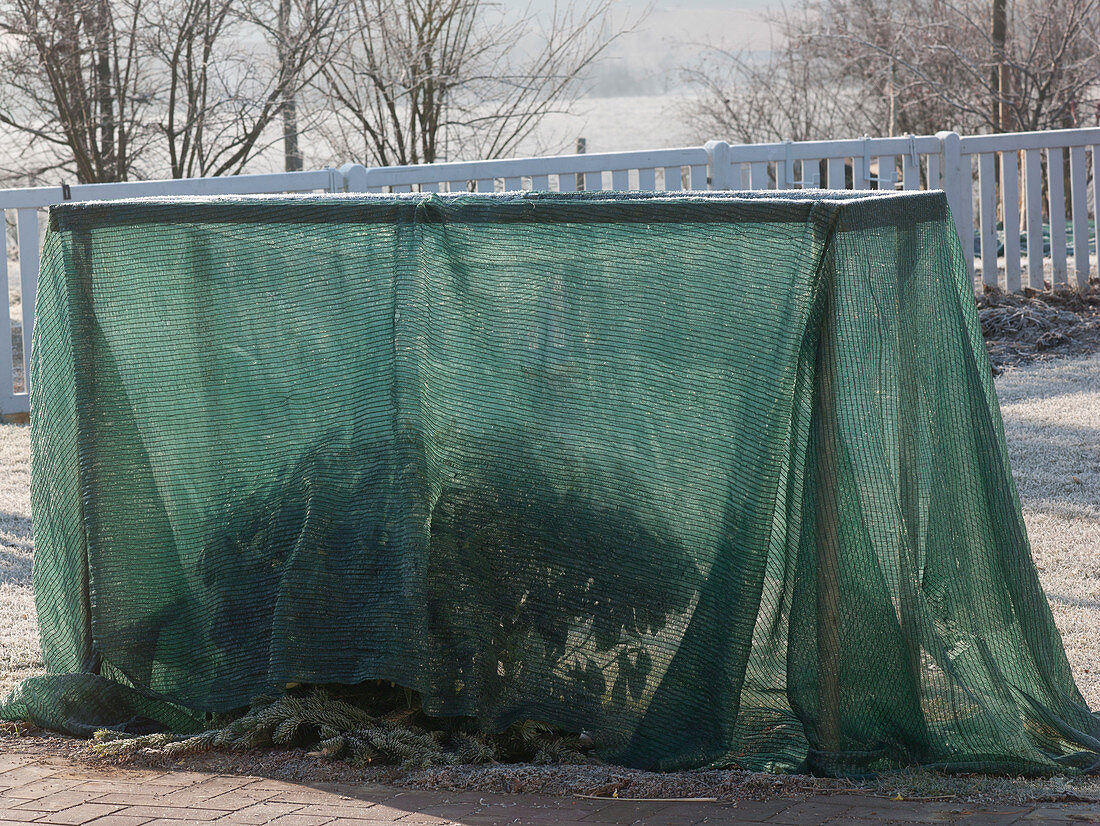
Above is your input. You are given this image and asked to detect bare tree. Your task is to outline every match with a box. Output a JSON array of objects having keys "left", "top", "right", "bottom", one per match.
[
  {"left": 146, "top": 0, "right": 341, "bottom": 178},
  {"left": 676, "top": 15, "right": 857, "bottom": 144},
  {"left": 680, "top": 0, "right": 1100, "bottom": 143},
  {"left": 0, "top": 0, "right": 155, "bottom": 182},
  {"left": 0, "top": 0, "right": 342, "bottom": 182},
  {"left": 314, "top": 0, "right": 636, "bottom": 167},
  {"left": 813, "top": 0, "right": 1100, "bottom": 133}
]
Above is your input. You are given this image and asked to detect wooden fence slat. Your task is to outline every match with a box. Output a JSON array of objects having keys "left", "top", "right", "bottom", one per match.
[
  {"left": 1094, "top": 146, "right": 1100, "bottom": 262},
  {"left": 638, "top": 168, "right": 655, "bottom": 191},
  {"left": 1023, "top": 150, "right": 1044, "bottom": 289},
  {"left": 1000, "top": 150, "right": 1022, "bottom": 292},
  {"left": 611, "top": 169, "right": 628, "bottom": 191},
  {"left": 503, "top": 177, "right": 522, "bottom": 192},
  {"left": 0, "top": 212, "right": 11, "bottom": 399},
  {"left": 852, "top": 156, "right": 868, "bottom": 189},
  {"left": 954, "top": 154, "right": 976, "bottom": 283},
  {"left": 16, "top": 208, "right": 38, "bottom": 388},
  {"left": 1046, "top": 147, "right": 1068, "bottom": 286},
  {"left": 1069, "top": 145, "right": 1089, "bottom": 289},
  {"left": 663, "top": 166, "right": 682, "bottom": 191},
  {"left": 749, "top": 162, "right": 768, "bottom": 190},
  {"left": 926, "top": 152, "right": 941, "bottom": 190},
  {"left": 978, "top": 153, "right": 998, "bottom": 287},
  {"left": 878, "top": 155, "right": 898, "bottom": 190},
  {"left": 827, "top": 157, "right": 846, "bottom": 189},
  {"left": 584, "top": 171, "right": 601, "bottom": 191},
  {"left": 1094, "top": 146, "right": 1100, "bottom": 261},
  {"left": 902, "top": 152, "right": 919, "bottom": 190},
  {"left": 531, "top": 175, "right": 550, "bottom": 191},
  {"left": 802, "top": 159, "right": 820, "bottom": 188},
  {"left": 689, "top": 164, "right": 707, "bottom": 189}
]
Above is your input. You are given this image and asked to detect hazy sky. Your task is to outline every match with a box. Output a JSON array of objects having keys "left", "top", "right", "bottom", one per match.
[
  {"left": 494, "top": 1, "right": 781, "bottom": 154},
  {"left": 529, "top": 0, "right": 778, "bottom": 95}
]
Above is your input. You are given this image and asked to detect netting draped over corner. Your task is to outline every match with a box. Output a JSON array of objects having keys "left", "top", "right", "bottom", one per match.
[{"left": 4, "top": 191, "right": 1098, "bottom": 775}]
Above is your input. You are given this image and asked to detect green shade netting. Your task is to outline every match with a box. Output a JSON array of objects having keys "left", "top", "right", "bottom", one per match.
[{"left": 4, "top": 190, "right": 1098, "bottom": 775}]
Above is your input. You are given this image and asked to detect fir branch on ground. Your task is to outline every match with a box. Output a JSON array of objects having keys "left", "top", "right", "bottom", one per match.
[{"left": 88, "top": 683, "right": 592, "bottom": 768}]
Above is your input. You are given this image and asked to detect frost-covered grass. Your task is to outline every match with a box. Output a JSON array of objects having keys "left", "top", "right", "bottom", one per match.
[
  {"left": 0, "top": 423, "right": 35, "bottom": 698},
  {"left": 997, "top": 351, "right": 1100, "bottom": 709},
  {"left": 0, "top": 353, "right": 1097, "bottom": 711}
]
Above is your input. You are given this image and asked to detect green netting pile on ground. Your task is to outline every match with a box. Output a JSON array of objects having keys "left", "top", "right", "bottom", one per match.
[{"left": 3, "top": 190, "right": 1098, "bottom": 776}]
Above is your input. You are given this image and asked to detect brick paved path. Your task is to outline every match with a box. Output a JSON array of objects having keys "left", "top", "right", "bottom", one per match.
[{"left": 0, "top": 754, "right": 1097, "bottom": 826}]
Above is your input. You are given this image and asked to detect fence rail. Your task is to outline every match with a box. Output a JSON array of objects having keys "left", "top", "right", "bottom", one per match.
[{"left": 0, "top": 127, "right": 1096, "bottom": 415}]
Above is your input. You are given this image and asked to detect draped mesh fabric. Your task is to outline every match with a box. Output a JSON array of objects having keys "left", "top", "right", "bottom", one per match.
[{"left": 4, "top": 191, "right": 1098, "bottom": 775}]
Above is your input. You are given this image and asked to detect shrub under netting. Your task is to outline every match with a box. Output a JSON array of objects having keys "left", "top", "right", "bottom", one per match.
[{"left": 3, "top": 190, "right": 1098, "bottom": 775}]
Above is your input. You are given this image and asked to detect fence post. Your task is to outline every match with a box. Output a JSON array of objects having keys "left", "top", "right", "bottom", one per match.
[
  {"left": 704, "top": 141, "right": 733, "bottom": 191},
  {"left": 936, "top": 131, "right": 974, "bottom": 281},
  {"left": 575, "top": 137, "right": 586, "bottom": 192},
  {"left": 338, "top": 163, "right": 370, "bottom": 193}
]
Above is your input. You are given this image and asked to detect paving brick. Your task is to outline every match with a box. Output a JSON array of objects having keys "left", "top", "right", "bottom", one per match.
[
  {"left": 11, "top": 792, "right": 91, "bottom": 813},
  {"left": 108, "top": 807, "right": 224, "bottom": 822},
  {"left": 183, "top": 790, "right": 281, "bottom": 811},
  {"left": 72, "top": 783, "right": 167, "bottom": 797},
  {"left": 237, "top": 782, "right": 308, "bottom": 794},
  {"left": 0, "top": 810, "right": 44, "bottom": 822},
  {"left": 278, "top": 806, "right": 379, "bottom": 820},
  {"left": 265, "top": 789, "right": 356, "bottom": 806},
  {"left": 32, "top": 803, "right": 126, "bottom": 825},
  {"left": 370, "top": 795, "right": 448, "bottom": 810},
  {"left": 463, "top": 804, "right": 606, "bottom": 824},
  {"left": 86, "top": 796, "right": 175, "bottom": 809},
  {"left": 170, "top": 778, "right": 255, "bottom": 802},
  {"left": 1, "top": 780, "right": 79, "bottom": 801},
  {"left": 321, "top": 806, "right": 415, "bottom": 822},
  {"left": 0, "top": 767, "right": 59, "bottom": 787},
  {"left": 262, "top": 815, "right": 336, "bottom": 826},
  {"left": 309, "top": 785, "right": 398, "bottom": 802},
  {"left": 0, "top": 759, "right": 36, "bottom": 775},
  {"left": 219, "top": 802, "right": 306, "bottom": 824},
  {"left": 361, "top": 810, "right": 452, "bottom": 825},
  {"left": 79, "top": 817, "right": 155, "bottom": 826},
  {"left": 766, "top": 799, "right": 856, "bottom": 824},
  {"left": 582, "top": 801, "right": 689, "bottom": 822},
  {"left": 401, "top": 805, "right": 479, "bottom": 819},
  {"left": 138, "top": 775, "right": 215, "bottom": 789}
]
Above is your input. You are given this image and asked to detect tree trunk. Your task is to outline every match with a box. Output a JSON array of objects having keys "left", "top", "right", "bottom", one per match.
[
  {"left": 279, "top": 0, "right": 302, "bottom": 172},
  {"left": 89, "top": 0, "right": 118, "bottom": 180},
  {"left": 990, "top": 0, "right": 1007, "bottom": 132}
]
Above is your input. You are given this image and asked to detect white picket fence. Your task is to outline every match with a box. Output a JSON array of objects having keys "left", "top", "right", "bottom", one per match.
[{"left": 0, "top": 128, "right": 1097, "bottom": 415}]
